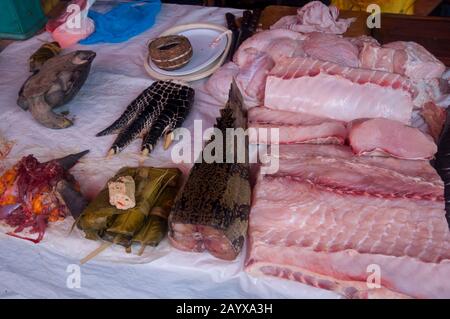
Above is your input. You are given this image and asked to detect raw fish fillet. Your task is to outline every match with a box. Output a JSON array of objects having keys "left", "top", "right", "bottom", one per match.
[
  {"left": 206, "top": 52, "right": 274, "bottom": 108},
  {"left": 205, "top": 62, "right": 239, "bottom": 105},
  {"left": 348, "top": 118, "right": 437, "bottom": 160},
  {"left": 249, "top": 122, "right": 347, "bottom": 145},
  {"left": 234, "top": 29, "right": 307, "bottom": 66},
  {"left": 303, "top": 32, "right": 359, "bottom": 68},
  {"left": 360, "top": 42, "right": 445, "bottom": 80},
  {"left": 348, "top": 35, "right": 380, "bottom": 52},
  {"left": 248, "top": 107, "right": 342, "bottom": 126},
  {"left": 421, "top": 102, "right": 447, "bottom": 141},
  {"left": 235, "top": 49, "right": 275, "bottom": 107},
  {"left": 270, "top": 1, "right": 355, "bottom": 35},
  {"left": 275, "top": 144, "right": 443, "bottom": 183},
  {"left": 246, "top": 145, "right": 450, "bottom": 298},
  {"left": 265, "top": 57, "right": 415, "bottom": 123}
]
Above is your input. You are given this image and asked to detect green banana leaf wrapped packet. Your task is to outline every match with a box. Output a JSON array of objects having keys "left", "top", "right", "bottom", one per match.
[{"left": 77, "top": 166, "right": 181, "bottom": 261}]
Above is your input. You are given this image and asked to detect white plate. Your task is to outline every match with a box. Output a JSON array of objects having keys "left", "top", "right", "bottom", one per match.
[{"left": 149, "top": 28, "right": 228, "bottom": 76}]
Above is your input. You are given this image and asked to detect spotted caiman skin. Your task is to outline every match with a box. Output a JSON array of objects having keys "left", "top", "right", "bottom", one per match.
[{"left": 169, "top": 82, "right": 251, "bottom": 258}]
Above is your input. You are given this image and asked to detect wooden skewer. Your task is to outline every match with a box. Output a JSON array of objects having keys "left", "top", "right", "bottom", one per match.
[{"left": 79, "top": 241, "right": 113, "bottom": 265}]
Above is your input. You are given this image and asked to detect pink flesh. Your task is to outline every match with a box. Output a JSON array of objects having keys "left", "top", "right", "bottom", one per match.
[
  {"left": 421, "top": 102, "right": 447, "bottom": 141},
  {"left": 303, "top": 32, "right": 359, "bottom": 68},
  {"left": 274, "top": 144, "right": 443, "bottom": 183},
  {"left": 264, "top": 57, "right": 415, "bottom": 123},
  {"left": 234, "top": 29, "right": 307, "bottom": 66},
  {"left": 169, "top": 223, "right": 238, "bottom": 260},
  {"left": 360, "top": 41, "right": 445, "bottom": 80},
  {"left": 348, "top": 35, "right": 380, "bottom": 52},
  {"left": 248, "top": 107, "right": 343, "bottom": 126},
  {"left": 348, "top": 118, "right": 437, "bottom": 160},
  {"left": 384, "top": 41, "right": 446, "bottom": 80},
  {"left": 235, "top": 49, "right": 275, "bottom": 105},
  {"left": 246, "top": 144, "right": 450, "bottom": 298},
  {"left": 248, "top": 122, "right": 347, "bottom": 145},
  {"left": 205, "top": 62, "right": 240, "bottom": 105}
]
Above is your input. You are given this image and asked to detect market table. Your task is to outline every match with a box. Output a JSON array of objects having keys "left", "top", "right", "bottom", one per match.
[{"left": 0, "top": 2, "right": 340, "bottom": 299}]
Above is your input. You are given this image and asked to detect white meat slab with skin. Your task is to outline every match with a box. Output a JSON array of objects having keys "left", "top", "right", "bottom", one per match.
[
  {"left": 234, "top": 29, "right": 307, "bottom": 67},
  {"left": 248, "top": 107, "right": 343, "bottom": 126},
  {"left": 264, "top": 57, "right": 415, "bottom": 123},
  {"left": 248, "top": 122, "right": 347, "bottom": 145},
  {"left": 303, "top": 32, "right": 360, "bottom": 68},
  {"left": 348, "top": 118, "right": 437, "bottom": 160},
  {"left": 360, "top": 41, "right": 446, "bottom": 80},
  {"left": 246, "top": 145, "right": 450, "bottom": 298}
]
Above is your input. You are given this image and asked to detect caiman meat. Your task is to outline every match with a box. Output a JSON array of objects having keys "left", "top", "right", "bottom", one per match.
[
  {"left": 17, "top": 51, "right": 96, "bottom": 129},
  {"left": 168, "top": 81, "right": 251, "bottom": 261}
]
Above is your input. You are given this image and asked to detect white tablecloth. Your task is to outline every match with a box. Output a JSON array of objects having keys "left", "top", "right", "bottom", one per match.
[{"left": 0, "top": 1, "right": 339, "bottom": 299}]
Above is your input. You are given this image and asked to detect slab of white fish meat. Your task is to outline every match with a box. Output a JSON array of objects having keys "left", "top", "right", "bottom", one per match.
[{"left": 246, "top": 144, "right": 450, "bottom": 298}]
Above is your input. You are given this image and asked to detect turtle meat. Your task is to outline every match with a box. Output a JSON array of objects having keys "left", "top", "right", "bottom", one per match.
[{"left": 18, "top": 50, "right": 96, "bottom": 129}]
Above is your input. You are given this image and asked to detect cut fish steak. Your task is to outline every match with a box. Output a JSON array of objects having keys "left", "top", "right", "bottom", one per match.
[
  {"left": 264, "top": 57, "right": 415, "bottom": 123},
  {"left": 246, "top": 144, "right": 450, "bottom": 298},
  {"left": 348, "top": 118, "right": 437, "bottom": 160}
]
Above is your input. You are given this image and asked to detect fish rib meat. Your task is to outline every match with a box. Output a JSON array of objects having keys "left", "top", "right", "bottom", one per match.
[
  {"left": 248, "top": 107, "right": 343, "bottom": 126},
  {"left": 246, "top": 144, "right": 450, "bottom": 298},
  {"left": 249, "top": 122, "right": 347, "bottom": 145},
  {"left": 264, "top": 57, "right": 415, "bottom": 123}
]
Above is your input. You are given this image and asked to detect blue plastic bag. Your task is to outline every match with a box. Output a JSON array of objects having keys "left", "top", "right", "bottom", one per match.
[{"left": 80, "top": 0, "right": 161, "bottom": 44}]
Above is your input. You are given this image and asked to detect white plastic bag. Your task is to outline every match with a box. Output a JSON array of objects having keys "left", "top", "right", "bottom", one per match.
[{"left": 47, "top": 0, "right": 96, "bottom": 48}]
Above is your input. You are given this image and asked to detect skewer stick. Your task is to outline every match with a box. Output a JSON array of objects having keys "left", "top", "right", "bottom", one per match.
[{"left": 79, "top": 241, "right": 113, "bottom": 265}]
